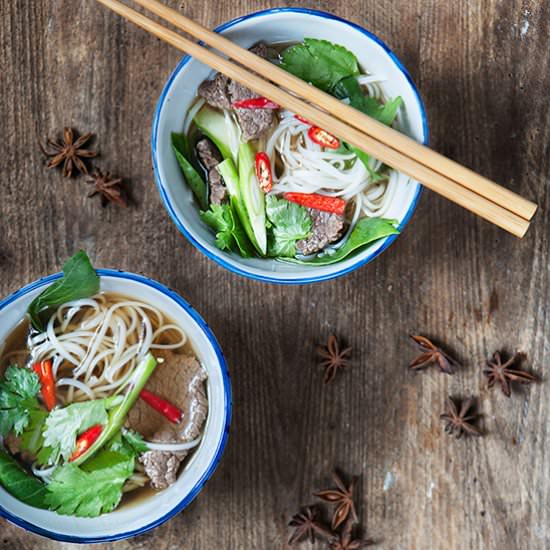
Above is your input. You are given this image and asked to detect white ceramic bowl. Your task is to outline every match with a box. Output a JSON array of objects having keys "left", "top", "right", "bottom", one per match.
[
  {"left": 153, "top": 7, "right": 428, "bottom": 284},
  {"left": 0, "top": 270, "right": 231, "bottom": 543}
]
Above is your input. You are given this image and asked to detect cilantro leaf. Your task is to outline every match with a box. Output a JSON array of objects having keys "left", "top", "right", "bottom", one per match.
[
  {"left": 108, "top": 429, "right": 148, "bottom": 457},
  {"left": 42, "top": 400, "right": 109, "bottom": 464},
  {"left": 285, "top": 217, "right": 399, "bottom": 266},
  {"left": 28, "top": 251, "right": 99, "bottom": 331},
  {"left": 0, "top": 448, "right": 48, "bottom": 509},
  {"left": 265, "top": 195, "right": 312, "bottom": 257},
  {"left": 281, "top": 38, "right": 359, "bottom": 92},
  {"left": 45, "top": 450, "right": 134, "bottom": 517},
  {"left": 200, "top": 201, "right": 254, "bottom": 257},
  {"left": 0, "top": 366, "right": 41, "bottom": 436}
]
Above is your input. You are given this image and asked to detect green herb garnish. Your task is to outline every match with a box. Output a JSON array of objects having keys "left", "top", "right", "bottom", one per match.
[
  {"left": 42, "top": 399, "right": 110, "bottom": 465},
  {"left": 0, "top": 366, "right": 41, "bottom": 436},
  {"left": 28, "top": 251, "right": 99, "bottom": 331},
  {"left": 265, "top": 196, "right": 313, "bottom": 257},
  {"left": 44, "top": 450, "right": 135, "bottom": 517},
  {"left": 281, "top": 38, "right": 359, "bottom": 92},
  {"left": 172, "top": 132, "right": 208, "bottom": 210},
  {"left": 200, "top": 201, "right": 254, "bottom": 257},
  {"left": 0, "top": 449, "right": 48, "bottom": 508},
  {"left": 286, "top": 217, "right": 399, "bottom": 266}
]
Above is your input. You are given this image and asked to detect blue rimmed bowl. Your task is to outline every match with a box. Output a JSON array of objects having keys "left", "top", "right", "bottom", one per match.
[
  {"left": 0, "top": 269, "right": 231, "bottom": 543},
  {"left": 152, "top": 7, "right": 428, "bottom": 284}
]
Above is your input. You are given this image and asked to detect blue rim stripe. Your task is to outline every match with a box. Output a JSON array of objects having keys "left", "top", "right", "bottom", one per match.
[
  {"left": 152, "top": 7, "right": 429, "bottom": 284},
  {"left": 0, "top": 269, "right": 232, "bottom": 544}
]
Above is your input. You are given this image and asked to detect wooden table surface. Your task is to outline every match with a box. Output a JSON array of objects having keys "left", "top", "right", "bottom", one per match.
[{"left": 1, "top": 1, "right": 549, "bottom": 548}]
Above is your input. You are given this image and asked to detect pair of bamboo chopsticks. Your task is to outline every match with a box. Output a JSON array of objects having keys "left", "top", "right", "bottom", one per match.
[{"left": 97, "top": 0, "right": 537, "bottom": 238}]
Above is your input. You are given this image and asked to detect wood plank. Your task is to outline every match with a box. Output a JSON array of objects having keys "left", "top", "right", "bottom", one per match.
[{"left": 1, "top": 0, "right": 549, "bottom": 548}]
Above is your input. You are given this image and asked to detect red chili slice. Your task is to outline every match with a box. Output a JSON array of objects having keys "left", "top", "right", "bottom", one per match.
[
  {"left": 232, "top": 97, "right": 280, "bottom": 109},
  {"left": 69, "top": 424, "right": 103, "bottom": 462},
  {"left": 32, "top": 359, "right": 56, "bottom": 411},
  {"left": 255, "top": 152, "right": 273, "bottom": 193},
  {"left": 284, "top": 192, "right": 346, "bottom": 216},
  {"left": 307, "top": 126, "right": 340, "bottom": 149},
  {"left": 140, "top": 389, "right": 183, "bottom": 424}
]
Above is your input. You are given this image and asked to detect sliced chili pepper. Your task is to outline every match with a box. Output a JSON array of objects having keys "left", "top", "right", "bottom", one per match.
[
  {"left": 294, "top": 114, "right": 312, "bottom": 125},
  {"left": 255, "top": 152, "right": 273, "bottom": 192},
  {"left": 307, "top": 126, "right": 340, "bottom": 149},
  {"left": 140, "top": 389, "right": 183, "bottom": 424},
  {"left": 284, "top": 192, "right": 347, "bottom": 216},
  {"left": 232, "top": 97, "right": 280, "bottom": 110},
  {"left": 32, "top": 359, "right": 56, "bottom": 411},
  {"left": 69, "top": 424, "right": 103, "bottom": 462}
]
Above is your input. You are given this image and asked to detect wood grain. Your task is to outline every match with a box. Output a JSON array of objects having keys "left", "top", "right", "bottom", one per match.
[{"left": 1, "top": 0, "right": 549, "bottom": 548}]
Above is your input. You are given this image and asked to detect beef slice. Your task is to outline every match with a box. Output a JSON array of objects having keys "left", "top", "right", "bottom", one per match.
[
  {"left": 196, "top": 138, "right": 227, "bottom": 205},
  {"left": 127, "top": 349, "right": 208, "bottom": 490},
  {"left": 296, "top": 208, "right": 345, "bottom": 256},
  {"left": 198, "top": 42, "right": 275, "bottom": 141}
]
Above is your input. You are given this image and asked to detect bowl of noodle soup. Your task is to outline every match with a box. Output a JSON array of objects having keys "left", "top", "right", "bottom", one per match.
[
  {"left": 153, "top": 8, "right": 428, "bottom": 283},
  {"left": 0, "top": 268, "right": 231, "bottom": 542}
]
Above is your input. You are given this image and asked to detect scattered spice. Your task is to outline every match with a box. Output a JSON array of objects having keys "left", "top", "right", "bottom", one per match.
[
  {"left": 440, "top": 397, "right": 482, "bottom": 438},
  {"left": 316, "top": 335, "right": 352, "bottom": 384},
  {"left": 39, "top": 127, "right": 97, "bottom": 177},
  {"left": 86, "top": 169, "right": 127, "bottom": 207},
  {"left": 408, "top": 335, "right": 460, "bottom": 375},
  {"left": 483, "top": 351, "right": 537, "bottom": 397},
  {"left": 288, "top": 470, "right": 374, "bottom": 548},
  {"left": 329, "top": 518, "right": 374, "bottom": 550},
  {"left": 288, "top": 506, "right": 332, "bottom": 545},
  {"left": 314, "top": 472, "right": 358, "bottom": 530}
]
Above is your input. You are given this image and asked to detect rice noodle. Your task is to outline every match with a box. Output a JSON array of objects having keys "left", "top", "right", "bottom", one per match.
[
  {"left": 144, "top": 436, "right": 202, "bottom": 452},
  {"left": 266, "top": 73, "right": 405, "bottom": 222},
  {"left": 27, "top": 294, "right": 188, "bottom": 404}
]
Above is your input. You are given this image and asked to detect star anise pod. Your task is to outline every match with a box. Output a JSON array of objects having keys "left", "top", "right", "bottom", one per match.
[
  {"left": 314, "top": 472, "right": 357, "bottom": 530},
  {"left": 329, "top": 518, "right": 374, "bottom": 550},
  {"left": 39, "top": 127, "right": 97, "bottom": 177},
  {"left": 483, "top": 351, "right": 537, "bottom": 397},
  {"left": 440, "top": 397, "right": 482, "bottom": 438},
  {"left": 86, "top": 169, "right": 127, "bottom": 207},
  {"left": 316, "top": 335, "right": 352, "bottom": 384},
  {"left": 288, "top": 505, "right": 332, "bottom": 545},
  {"left": 408, "top": 335, "right": 460, "bottom": 375}
]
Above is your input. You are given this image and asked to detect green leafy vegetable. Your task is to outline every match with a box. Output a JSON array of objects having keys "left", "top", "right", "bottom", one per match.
[
  {"left": 72, "top": 353, "right": 157, "bottom": 466},
  {"left": 28, "top": 251, "right": 99, "bottom": 331},
  {"left": 286, "top": 217, "right": 399, "bottom": 266},
  {"left": 265, "top": 195, "right": 312, "bottom": 257},
  {"left": 333, "top": 76, "right": 402, "bottom": 177},
  {"left": 108, "top": 429, "right": 148, "bottom": 457},
  {"left": 20, "top": 409, "right": 49, "bottom": 456},
  {"left": 347, "top": 145, "right": 387, "bottom": 183},
  {"left": 200, "top": 202, "right": 254, "bottom": 257},
  {"left": 333, "top": 76, "right": 403, "bottom": 126},
  {"left": 45, "top": 450, "right": 134, "bottom": 517},
  {"left": 171, "top": 132, "right": 208, "bottom": 210},
  {"left": 0, "top": 366, "right": 41, "bottom": 436},
  {"left": 281, "top": 38, "right": 359, "bottom": 92},
  {"left": 0, "top": 448, "right": 48, "bottom": 508},
  {"left": 42, "top": 400, "right": 109, "bottom": 464}
]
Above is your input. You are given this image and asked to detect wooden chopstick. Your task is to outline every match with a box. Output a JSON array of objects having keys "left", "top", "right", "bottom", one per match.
[
  {"left": 96, "top": 0, "right": 533, "bottom": 238},
  {"left": 132, "top": 0, "right": 537, "bottom": 224}
]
